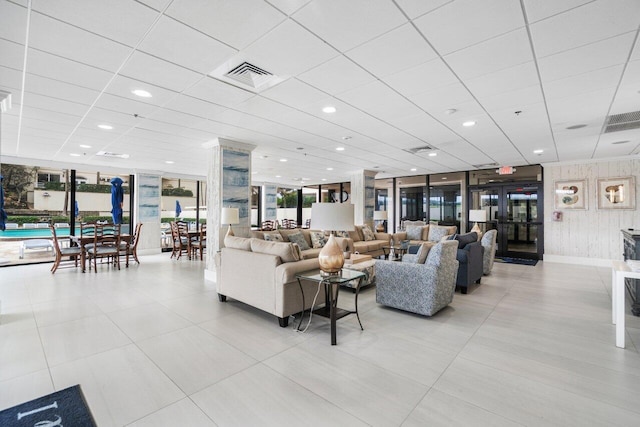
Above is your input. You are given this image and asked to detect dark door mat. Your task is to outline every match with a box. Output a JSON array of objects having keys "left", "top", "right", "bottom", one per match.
[
  {"left": 496, "top": 257, "right": 538, "bottom": 266},
  {"left": 0, "top": 385, "right": 97, "bottom": 427}
]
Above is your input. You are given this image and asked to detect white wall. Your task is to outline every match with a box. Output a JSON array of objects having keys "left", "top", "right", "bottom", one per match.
[
  {"left": 34, "top": 190, "right": 130, "bottom": 216},
  {"left": 543, "top": 158, "right": 640, "bottom": 266}
]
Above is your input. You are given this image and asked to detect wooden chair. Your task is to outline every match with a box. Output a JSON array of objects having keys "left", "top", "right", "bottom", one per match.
[
  {"left": 119, "top": 222, "right": 143, "bottom": 266},
  {"left": 170, "top": 221, "right": 190, "bottom": 259},
  {"left": 190, "top": 224, "right": 206, "bottom": 260},
  {"left": 86, "top": 223, "right": 121, "bottom": 272},
  {"left": 282, "top": 219, "right": 297, "bottom": 229},
  {"left": 49, "top": 225, "right": 82, "bottom": 274},
  {"left": 261, "top": 219, "right": 276, "bottom": 231}
]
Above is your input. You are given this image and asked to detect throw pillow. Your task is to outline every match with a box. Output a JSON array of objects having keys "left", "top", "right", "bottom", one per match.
[
  {"left": 310, "top": 231, "right": 327, "bottom": 248},
  {"left": 416, "top": 242, "right": 436, "bottom": 264},
  {"left": 428, "top": 225, "right": 451, "bottom": 242},
  {"left": 361, "top": 225, "right": 375, "bottom": 241},
  {"left": 335, "top": 230, "right": 350, "bottom": 238},
  {"left": 287, "top": 231, "right": 311, "bottom": 250},
  {"left": 263, "top": 231, "right": 284, "bottom": 242},
  {"left": 455, "top": 232, "right": 478, "bottom": 249},
  {"left": 250, "top": 239, "right": 301, "bottom": 263},
  {"left": 405, "top": 225, "right": 423, "bottom": 240}
]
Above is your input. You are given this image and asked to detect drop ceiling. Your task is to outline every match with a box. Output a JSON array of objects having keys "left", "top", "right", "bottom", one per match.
[{"left": 0, "top": 0, "right": 639, "bottom": 186}]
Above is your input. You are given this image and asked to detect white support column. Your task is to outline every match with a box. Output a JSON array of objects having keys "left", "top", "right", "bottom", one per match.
[
  {"left": 134, "top": 173, "right": 162, "bottom": 255},
  {"left": 262, "top": 184, "right": 277, "bottom": 221},
  {"left": 350, "top": 170, "right": 377, "bottom": 227},
  {"left": 204, "top": 138, "right": 255, "bottom": 283}
]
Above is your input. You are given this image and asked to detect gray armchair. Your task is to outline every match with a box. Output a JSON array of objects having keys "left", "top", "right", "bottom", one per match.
[
  {"left": 481, "top": 229, "right": 498, "bottom": 275},
  {"left": 375, "top": 240, "right": 459, "bottom": 316}
]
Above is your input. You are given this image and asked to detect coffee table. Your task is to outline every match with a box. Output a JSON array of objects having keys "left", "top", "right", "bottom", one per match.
[
  {"left": 382, "top": 245, "right": 408, "bottom": 261},
  {"left": 295, "top": 269, "right": 366, "bottom": 345}
]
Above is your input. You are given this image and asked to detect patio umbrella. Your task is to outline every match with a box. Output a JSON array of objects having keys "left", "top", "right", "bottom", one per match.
[
  {"left": 0, "top": 174, "right": 7, "bottom": 231},
  {"left": 175, "top": 200, "right": 182, "bottom": 218},
  {"left": 110, "top": 177, "right": 124, "bottom": 224}
]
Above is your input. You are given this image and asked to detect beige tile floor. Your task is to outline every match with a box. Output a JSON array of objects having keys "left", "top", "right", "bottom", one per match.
[{"left": 1, "top": 254, "right": 639, "bottom": 426}]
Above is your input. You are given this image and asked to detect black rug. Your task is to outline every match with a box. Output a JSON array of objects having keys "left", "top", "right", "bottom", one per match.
[
  {"left": 496, "top": 257, "right": 538, "bottom": 266},
  {"left": 0, "top": 385, "right": 96, "bottom": 427}
]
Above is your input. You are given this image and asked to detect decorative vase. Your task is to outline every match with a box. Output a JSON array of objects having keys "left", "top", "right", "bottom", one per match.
[{"left": 318, "top": 234, "right": 344, "bottom": 275}]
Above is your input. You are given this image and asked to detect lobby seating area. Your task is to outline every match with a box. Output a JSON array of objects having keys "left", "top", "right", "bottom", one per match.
[{"left": 1, "top": 253, "right": 638, "bottom": 426}]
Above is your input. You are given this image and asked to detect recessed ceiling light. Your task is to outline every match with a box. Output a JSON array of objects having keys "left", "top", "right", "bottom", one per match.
[
  {"left": 321, "top": 178, "right": 327, "bottom": 181},
  {"left": 612, "top": 140, "right": 630, "bottom": 145},
  {"left": 566, "top": 124, "right": 586, "bottom": 130},
  {"left": 410, "top": 168, "right": 417, "bottom": 172},
  {"left": 442, "top": 177, "right": 448, "bottom": 180},
  {"left": 280, "top": 158, "right": 287, "bottom": 162},
  {"left": 462, "top": 121, "right": 476, "bottom": 127},
  {"left": 70, "top": 153, "right": 81, "bottom": 157},
  {"left": 132, "top": 89, "right": 152, "bottom": 98},
  {"left": 428, "top": 152, "right": 437, "bottom": 157},
  {"left": 336, "top": 147, "right": 345, "bottom": 151},
  {"left": 444, "top": 108, "right": 457, "bottom": 115},
  {"left": 275, "top": 175, "right": 281, "bottom": 178},
  {"left": 79, "top": 144, "right": 91, "bottom": 149},
  {"left": 322, "top": 106, "right": 336, "bottom": 114},
  {"left": 533, "top": 149, "right": 544, "bottom": 154},
  {"left": 97, "top": 124, "right": 113, "bottom": 130},
  {"left": 165, "top": 160, "right": 174, "bottom": 164},
  {"left": 326, "top": 167, "right": 333, "bottom": 171}
]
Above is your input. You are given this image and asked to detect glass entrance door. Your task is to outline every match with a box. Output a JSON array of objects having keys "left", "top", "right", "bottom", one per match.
[{"left": 469, "top": 183, "right": 543, "bottom": 260}]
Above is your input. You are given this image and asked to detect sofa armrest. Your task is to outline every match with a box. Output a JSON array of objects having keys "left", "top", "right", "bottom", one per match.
[
  {"left": 391, "top": 232, "right": 407, "bottom": 245},
  {"left": 276, "top": 258, "right": 321, "bottom": 284}
]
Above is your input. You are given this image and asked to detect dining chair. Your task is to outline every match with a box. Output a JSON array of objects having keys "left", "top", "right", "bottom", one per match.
[
  {"left": 171, "top": 221, "right": 190, "bottom": 259},
  {"left": 49, "top": 225, "right": 82, "bottom": 274},
  {"left": 190, "top": 223, "right": 206, "bottom": 260},
  {"left": 120, "top": 222, "right": 143, "bottom": 266},
  {"left": 86, "top": 223, "right": 121, "bottom": 272},
  {"left": 261, "top": 219, "right": 275, "bottom": 231}
]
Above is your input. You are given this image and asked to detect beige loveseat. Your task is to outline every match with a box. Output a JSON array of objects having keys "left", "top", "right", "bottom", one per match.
[
  {"left": 218, "top": 236, "right": 327, "bottom": 327},
  {"left": 348, "top": 226, "right": 391, "bottom": 258},
  {"left": 392, "top": 223, "right": 457, "bottom": 246}
]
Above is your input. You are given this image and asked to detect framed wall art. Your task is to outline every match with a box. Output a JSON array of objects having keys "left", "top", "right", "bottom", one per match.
[
  {"left": 597, "top": 176, "right": 636, "bottom": 210},
  {"left": 554, "top": 179, "right": 587, "bottom": 210}
]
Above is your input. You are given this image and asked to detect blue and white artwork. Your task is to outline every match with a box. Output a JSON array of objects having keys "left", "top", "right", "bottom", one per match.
[
  {"left": 222, "top": 149, "right": 250, "bottom": 222},
  {"left": 365, "top": 174, "right": 375, "bottom": 222},
  {"left": 263, "top": 185, "right": 277, "bottom": 220},
  {"left": 138, "top": 174, "right": 160, "bottom": 222}
]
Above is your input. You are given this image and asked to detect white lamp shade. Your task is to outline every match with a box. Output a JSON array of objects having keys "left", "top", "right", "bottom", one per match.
[
  {"left": 311, "top": 203, "right": 354, "bottom": 231},
  {"left": 373, "top": 210, "right": 388, "bottom": 220},
  {"left": 221, "top": 207, "right": 239, "bottom": 225},
  {"left": 469, "top": 209, "right": 487, "bottom": 223}
]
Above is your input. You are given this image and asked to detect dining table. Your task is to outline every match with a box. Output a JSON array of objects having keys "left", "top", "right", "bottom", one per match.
[{"left": 70, "top": 233, "right": 131, "bottom": 272}]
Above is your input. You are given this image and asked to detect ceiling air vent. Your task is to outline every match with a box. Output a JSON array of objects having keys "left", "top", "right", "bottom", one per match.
[
  {"left": 209, "top": 58, "right": 287, "bottom": 93},
  {"left": 604, "top": 110, "right": 640, "bottom": 133},
  {"left": 472, "top": 163, "right": 499, "bottom": 169},
  {"left": 96, "top": 151, "right": 129, "bottom": 159},
  {"left": 404, "top": 145, "right": 435, "bottom": 155}
]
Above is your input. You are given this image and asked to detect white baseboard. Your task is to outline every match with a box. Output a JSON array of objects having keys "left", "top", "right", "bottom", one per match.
[{"left": 543, "top": 254, "right": 613, "bottom": 267}]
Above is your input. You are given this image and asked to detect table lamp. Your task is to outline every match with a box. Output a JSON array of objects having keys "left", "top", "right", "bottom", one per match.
[
  {"left": 373, "top": 210, "right": 388, "bottom": 232},
  {"left": 311, "top": 202, "right": 354, "bottom": 275},
  {"left": 221, "top": 207, "right": 239, "bottom": 236},
  {"left": 468, "top": 209, "right": 486, "bottom": 236}
]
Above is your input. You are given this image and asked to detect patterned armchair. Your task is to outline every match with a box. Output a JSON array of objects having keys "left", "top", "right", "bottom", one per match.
[
  {"left": 375, "top": 240, "right": 459, "bottom": 316},
  {"left": 481, "top": 229, "right": 498, "bottom": 275}
]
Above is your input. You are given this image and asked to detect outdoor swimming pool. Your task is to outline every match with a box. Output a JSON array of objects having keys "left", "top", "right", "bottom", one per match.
[{"left": 0, "top": 225, "right": 130, "bottom": 239}]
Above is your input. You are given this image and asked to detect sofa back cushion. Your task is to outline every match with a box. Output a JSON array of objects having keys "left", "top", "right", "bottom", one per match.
[
  {"left": 428, "top": 224, "right": 457, "bottom": 242},
  {"left": 224, "top": 235, "right": 253, "bottom": 251},
  {"left": 403, "top": 220, "right": 426, "bottom": 230},
  {"left": 250, "top": 239, "right": 302, "bottom": 263},
  {"left": 425, "top": 240, "right": 459, "bottom": 268},
  {"left": 405, "top": 225, "right": 425, "bottom": 240},
  {"left": 348, "top": 230, "right": 361, "bottom": 242},
  {"left": 453, "top": 232, "right": 478, "bottom": 250},
  {"left": 263, "top": 231, "right": 284, "bottom": 242}
]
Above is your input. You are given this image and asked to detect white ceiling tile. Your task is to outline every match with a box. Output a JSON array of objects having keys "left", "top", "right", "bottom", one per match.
[
  {"left": 413, "top": 0, "right": 525, "bottom": 55},
  {"left": 26, "top": 49, "right": 113, "bottom": 91},
  {"left": 25, "top": 75, "right": 99, "bottom": 106},
  {"left": 137, "top": 0, "right": 173, "bottom": 11},
  {"left": 395, "top": 0, "right": 453, "bottom": 19},
  {"left": 529, "top": 0, "right": 640, "bottom": 57},
  {"left": 261, "top": 79, "right": 329, "bottom": 110},
  {"left": 547, "top": 88, "right": 616, "bottom": 126},
  {"left": 543, "top": 64, "right": 624, "bottom": 101},
  {"left": 28, "top": 13, "right": 132, "bottom": 72},
  {"left": 166, "top": 95, "right": 228, "bottom": 119},
  {"left": 185, "top": 77, "right": 256, "bottom": 108},
  {"left": 118, "top": 51, "right": 203, "bottom": 93},
  {"left": 346, "top": 24, "right": 437, "bottom": 78},
  {"left": 146, "top": 109, "right": 207, "bottom": 128},
  {"left": 409, "top": 82, "right": 474, "bottom": 114},
  {"left": 537, "top": 32, "right": 636, "bottom": 82},
  {"left": 523, "top": 0, "right": 593, "bottom": 23},
  {"left": 390, "top": 114, "right": 460, "bottom": 144},
  {"left": 0, "top": 39, "right": 25, "bottom": 70},
  {"left": 298, "top": 55, "right": 376, "bottom": 95},
  {"left": 94, "top": 93, "right": 160, "bottom": 118},
  {"left": 338, "top": 80, "right": 423, "bottom": 122},
  {"left": 444, "top": 28, "right": 533, "bottom": 80},
  {"left": 436, "top": 140, "right": 495, "bottom": 165},
  {"left": 0, "top": 66, "right": 23, "bottom": 92},
  {"left": 619, "top": 60, "right": 640, "bottom": 87},
  {"left": 0, "top": 1, "right": 28, "bottom": 44},
  {"left": 105, "top": 75, "right": 179, "bottom": 107},
  {"left": 292, "top": 0, "right": 407, "bottom": 52},
  {"left": 32, "top": 0, "right": 159, "bottom": 47},
  {"left": 166, "top": 0, "right": 285, "bottom": 50},
  {"left": 85, "top": 107, "right": 147, "bottom": 129},
  {"left": 266, "top": 0, "right": 312, "bottom": 16},
  {"left": 383, "top": 58, "right": 459, "bottom": 98},
  {"left": 466, "top": 62, "right": 539, "bottom": 98},
  {"left": 138, "top": 16, "right": 237, "bottom": 75},
  {"left": 242, "top": 20, "right": 338, "bottom": 76},
  {"left": 477, "top": 85, "right": 544, "bottom": 113}
]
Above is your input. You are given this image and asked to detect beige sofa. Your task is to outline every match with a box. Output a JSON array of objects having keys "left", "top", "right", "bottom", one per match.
[
  {"left": 392, "top": 224, "right": 457, "bottom": 246},
  {"left": 218, "top": 236, "right": 326, "bottom": 327},
  {"left": 348, "top": 226, "right": 391, "bottom": 258}
]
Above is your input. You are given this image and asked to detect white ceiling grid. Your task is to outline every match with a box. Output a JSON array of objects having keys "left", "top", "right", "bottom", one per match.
[{"left": 0, "top": 0, "right": 638, "bottom": 185}]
